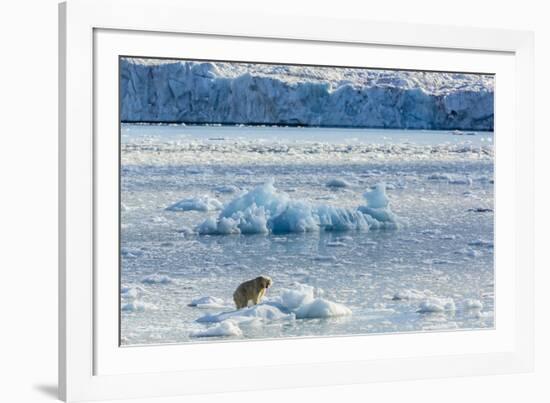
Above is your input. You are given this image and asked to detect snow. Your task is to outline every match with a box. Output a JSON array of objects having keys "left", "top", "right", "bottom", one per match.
[
  {"left": 121, "top": 58, "right": 493, "bottom": 131},
  {"left": 196, "top": 180, "right": 398, "bottom": 235},
  {"left": 166, "top": 195, "right": 222, "bottom": 212},
  {"left": 189, "top": 321, "right": 243, "bottom": 337}
]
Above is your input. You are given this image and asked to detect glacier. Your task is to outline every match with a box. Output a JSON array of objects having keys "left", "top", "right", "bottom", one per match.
[{"left": 120, "top": 57, "right": 494, "bottom": 131}]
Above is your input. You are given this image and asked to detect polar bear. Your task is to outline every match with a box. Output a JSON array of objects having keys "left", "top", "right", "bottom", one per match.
[{"left": 233, "top": 276, "right": 272, "bottom": 309}]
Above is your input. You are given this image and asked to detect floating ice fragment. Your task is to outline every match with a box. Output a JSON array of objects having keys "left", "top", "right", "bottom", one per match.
[
  {"left": 189, "top": 321, "right": 243, "bottom": 337},
  {"left": 214, "top": 185, "right": 239, "bottom": 194},
  {"left": 448, "top": 177, "right": 473, "bottom": 186},
  {"left": 141, "top": 273, "right": 172, "bottom": 284},
  {"left": 418, "top": 297, "right": 456, "bottom": 313},
  {"left": 188, "top": 296, "right": 228, "bottom": 309},
  {"left": 427, "top": 173, "right": 452, "bottom": 181},
  {"left": 121, "top": 285, "right": 148, "bottom": 299},
  {"left": 166, "top": 195, "right": 223, "bottom": 212},
  {"left": 121, "top": 300, "right": 157, "bottom": 312},
  {"left": 468, "top": 239, "right": 494, "bottom": 248},
  {"left": 462, "top": 299, "right": 483, "bottom": 310},
  {"left": 326, "top": 178, "right": 351, "bottom": 188},
  {"left": 467, "top": 207, "right": 494, "bottom": 213},
  {"left": 392, "top": 289, "right": 429, "bottom": 301}
]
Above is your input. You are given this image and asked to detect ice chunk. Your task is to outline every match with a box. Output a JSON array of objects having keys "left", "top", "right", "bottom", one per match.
[
  {"left": 427, "top": 173, "right": 452, "bottom": 181},
  {"left": 462, "top": 299, "right": 483, "bottom": 310},
  {"left": 189, "top": 321, "right": 243, "bottom": 337},
  {"left": 294, "top": 298, "right": 352, "bottom": 319},
  {"left": 121, "top": 300, "right": 157, "bottom": 312},
  {"left": 468, "top": 239, "right": 494, "bottom": 248},
  {"left": 358, "top": 183, "right": 399, "bottom": 227},
  {"left": 141, "top": 273, "right": 172, "bottom": 284},
  {"left": 417, "top": 297, "right": 456, "bottom": 313},
  {"left": 271, "top": 283, "right": 352, "bottom": 319},
  {"left": 392, "top": 289, "right": 429, "bottom": 301},
  {"left": 448, "top": 177, "right": 473, "bottom": 186},
  {"left": 363, "top": 183, "right": 389, "bottom": 209},
  {"left": 121, "top": 285, "right": 148, "bottom": 299},
  {"left": 326, "top": 178, "right": 351, "bottom": 188},
  {"left": 166, "top": 195, "right": 223, "bottom": 212},
  {"left": 214, "top": 185, "right": 239, "bottom": 194}
]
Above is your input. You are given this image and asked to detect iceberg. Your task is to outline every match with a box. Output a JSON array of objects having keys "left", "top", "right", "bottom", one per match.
[
  {"left": 120, "top": 58, "right": 494, "bottom": 131},
  {"left": 196, "top": 181, "right": 398, "bottom": 235}
]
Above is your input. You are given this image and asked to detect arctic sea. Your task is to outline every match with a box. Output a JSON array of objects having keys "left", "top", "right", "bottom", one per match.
[{"left": 120, "top": 124, "right": 494, "bottom": 345}]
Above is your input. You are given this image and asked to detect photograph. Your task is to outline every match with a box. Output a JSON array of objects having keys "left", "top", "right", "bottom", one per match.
[{"left": 119, "top": 56, "right": 495, "bottom": 345}]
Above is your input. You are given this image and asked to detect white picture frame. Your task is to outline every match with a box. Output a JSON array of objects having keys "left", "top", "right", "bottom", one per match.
[{"left": 59, "top": 0, "right": 534, "bottom": 401}]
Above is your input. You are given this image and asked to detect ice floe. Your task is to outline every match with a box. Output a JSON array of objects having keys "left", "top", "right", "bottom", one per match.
[{"left": 194, "top": 283, "right": 351, "bottom": 337}]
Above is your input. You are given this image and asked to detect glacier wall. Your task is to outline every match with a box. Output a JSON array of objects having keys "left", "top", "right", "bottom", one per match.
[{"left": 120, "top": 58, "right": 494, "bottom": 131}]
